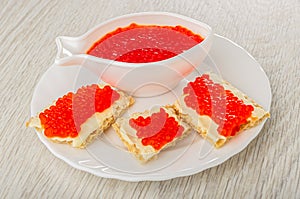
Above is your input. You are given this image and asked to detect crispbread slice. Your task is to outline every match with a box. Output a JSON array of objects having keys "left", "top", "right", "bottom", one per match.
[
  {"left": 26, "top": 84, "right": 134, "bottom": 148},
  {"left": 175, "top": 73, "right": 270, "bottom": 148},
  {"left": 112, "top": 105, "right": 191, "bottom": 163}
]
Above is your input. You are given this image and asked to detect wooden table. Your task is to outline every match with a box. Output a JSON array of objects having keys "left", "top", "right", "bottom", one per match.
[{"left": 1, "top": 0, "right": 299, "bottom": 198}]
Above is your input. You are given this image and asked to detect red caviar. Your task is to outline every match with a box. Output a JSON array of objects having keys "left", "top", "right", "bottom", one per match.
[
  {"left": 183, "top": 74, "right": 254, "bottom": 137},
  {"left": 39, "top": 85, "right": 120, "bottom": 138},
  {"left": 87, "top": 23, "right": 204, "bottom": 63},
  {"left": 129, "top": 108, "right": 184, "bottom": 150}
]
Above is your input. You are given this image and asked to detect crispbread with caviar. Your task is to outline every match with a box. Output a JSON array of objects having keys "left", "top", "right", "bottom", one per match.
[
  {"left": 26, "top": 84, "right": 134, "bottom": 148},
  {"left": 112, "top": 106, "right": 191, "bottom": 163},
  {"left": 174, "top": 73, "right": 270, "bottom": 148}
]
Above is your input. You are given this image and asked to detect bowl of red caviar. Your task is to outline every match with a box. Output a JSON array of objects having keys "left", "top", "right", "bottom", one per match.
[{"left": 55, "top": 12, "right": 213, "bottom": 97}]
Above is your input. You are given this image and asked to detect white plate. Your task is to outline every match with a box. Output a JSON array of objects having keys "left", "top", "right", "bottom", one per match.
[{"left": 31, "top": 34, "right": 271, "bottom": 181}]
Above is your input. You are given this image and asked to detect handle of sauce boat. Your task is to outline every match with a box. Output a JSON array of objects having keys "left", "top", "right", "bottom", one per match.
[
  {"left": 55, "top": 55, "right": 87, "bottom": 66},
  {"left": 55, "top": 36, "right": 73, "bottom": 61},
  {"left": 55, "top": 35, "right": 90, "bottom": 67}
]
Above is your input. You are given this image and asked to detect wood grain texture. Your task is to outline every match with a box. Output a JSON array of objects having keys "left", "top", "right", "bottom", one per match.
[{"left": 0, "top": 0, "right": 299, "bottom": 198}]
